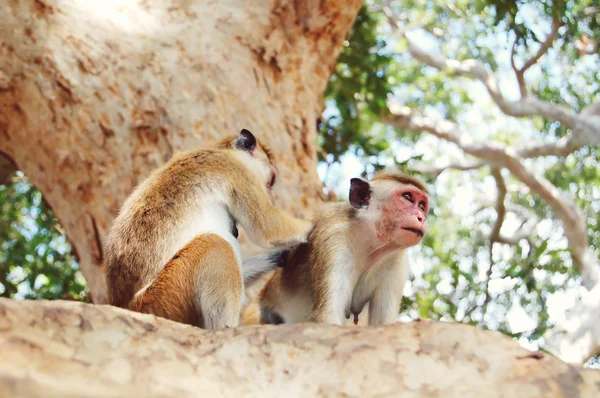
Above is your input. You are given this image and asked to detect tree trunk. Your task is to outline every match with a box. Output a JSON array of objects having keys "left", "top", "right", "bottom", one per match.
[
  {"left": 1, "top": 298, "right": 598, "bottom": 397},
  {"left": 0, "top": 0, "right": 360, "bottom": 303}
]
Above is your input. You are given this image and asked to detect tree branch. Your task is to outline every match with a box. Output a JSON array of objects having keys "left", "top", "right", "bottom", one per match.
[
  {"left": 509, "top": 41, "right": 526, "bottom": 98},
  {"left": 510, "top": 18, "right": 563, "bottom": 98},
  {"left": 2, "top": 298, "right": 599, "bottom": 396},
  {"left": 401, "top": 33, "right": 599, "bottom": 146},
  {"left": 496, "top": 220, "right": 538, "bottom": 246},
  {"left": 417, "top": 133, "right": 582, "bottom": 177},
  {"left": 495, "top": 204, "right": 539, "bottom": 245},
  {"left": 519, "top": 18, "right": 562, "bottom": 75},
  {"left": 414, "top": 160, "right": 485, "bottom": 177},
  {"left": 483, "top": 168, "right": 507, "bottom": 318},
  {"left": 490, "top": 168, "right": 507, "bottom": 244}
]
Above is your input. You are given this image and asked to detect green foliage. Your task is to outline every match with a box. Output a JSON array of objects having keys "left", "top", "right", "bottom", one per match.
[
  {"left": 484, "top": 0, "right": 599, "bottom": 54},
  {"left": 319, "top": 6, "right": 394, "bottom": 164},
  {"left": 0, "top": 174, "right": 87, "bottom": 301}
]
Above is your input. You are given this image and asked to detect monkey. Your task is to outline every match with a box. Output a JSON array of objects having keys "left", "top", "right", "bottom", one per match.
[
  {"left": 103, "top": 129, "right": 313, "bottom": 329},
  {"left": 240, "top": 171, "right": 429, "bottom": 326}
]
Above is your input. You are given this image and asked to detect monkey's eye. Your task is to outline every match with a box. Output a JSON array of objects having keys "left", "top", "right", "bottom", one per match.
[
  {"left": 402, "top": 192, "right": 413, "bottom": 202},
  {"left": 419, "top": 201, "right": 426, "bottom": 211}
]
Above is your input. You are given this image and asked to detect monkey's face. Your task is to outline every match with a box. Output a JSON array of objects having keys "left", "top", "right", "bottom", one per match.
[
  {"left": 232, "top": 129, "right": 278, "bottom": 203},
  {"left": 350, "top": 177, "right": 429, "bottom": 248},
  {"left": 377, "top": 183, "right": 429, "bottom": 247}
]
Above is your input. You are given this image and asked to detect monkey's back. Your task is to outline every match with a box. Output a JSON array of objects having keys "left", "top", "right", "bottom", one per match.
[
  {"left": 104, "top": 148, "right": 242, "bottom": 308},
  {"left": 257, "top": 202, "right": 354, "bottom": 323}
]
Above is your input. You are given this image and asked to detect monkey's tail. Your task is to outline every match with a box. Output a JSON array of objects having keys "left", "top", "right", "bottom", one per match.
[{"left": 242, "top": 249, "right": 282, "bottom": 284}]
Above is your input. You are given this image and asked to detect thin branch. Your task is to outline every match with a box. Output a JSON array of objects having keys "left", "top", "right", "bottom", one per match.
[
  {"left": 489, "top": 168, "right": 507, "bottom": 243},
  {"left": 417, "top": 134, "right": 581, "bottom": 176},
  {"left": 520, "top": 18, "right": 562, "bottom": 75},
  {"left": 496, "top": 219, "right": 538, "bottom": 246},
  {"left": 516, "top": 136, "right": 582, "bottom": 158},
  {"left": 414, "top": 160, "right": 485, "bottom": 177},
  {"left": 510, "top": 17, "right": 563, "bottom": 98},
  {"left": 404, "top": 36, "right": 574, "bottom": 126},
  {"left": 509, "top": 40, "right": 526, "bottom": 97},
  {"left": 483, "top": 168, "right": 507, "bottom": 318}
]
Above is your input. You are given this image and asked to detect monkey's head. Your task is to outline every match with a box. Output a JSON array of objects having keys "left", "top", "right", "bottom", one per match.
[
  {"left": 349, "top": 172, "right": 429, "bottom": 248},
  {"left": 220, "top": 129, "right": 278, "bottom": 203}
]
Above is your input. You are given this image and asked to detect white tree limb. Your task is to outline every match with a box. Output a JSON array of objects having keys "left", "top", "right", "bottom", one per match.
[
  {"left": 403, "top": 35, "right": 600, "bottom": 147},
  {"left": 414, "top": 160, "right": 485, "bottom": 177},
  {"left": 1, "top": 298, "right": 599, "bottom": 397}
]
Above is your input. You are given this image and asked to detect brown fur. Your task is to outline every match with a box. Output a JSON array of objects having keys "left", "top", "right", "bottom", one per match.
[
  {"left": 130, "top": 234, "right": 240, "bottom": 327},
  {"left": 104, "top": 131, "right": 312, "bottom": 328},
  {"left": 241, "top": 171, "right": 428, "bottom": 326},
  {"left": 372, "top": 172, "right": 428, "bottom": 194}
]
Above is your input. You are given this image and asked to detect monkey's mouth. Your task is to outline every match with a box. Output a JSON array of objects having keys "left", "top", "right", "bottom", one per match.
[{"left": 402, "top": 227, "right": 424, "bottom": 237}]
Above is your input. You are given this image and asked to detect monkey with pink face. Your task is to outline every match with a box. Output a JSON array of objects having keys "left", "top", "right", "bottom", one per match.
[{"left": 241, "top": 171, "right": 429, "bottom": 326}]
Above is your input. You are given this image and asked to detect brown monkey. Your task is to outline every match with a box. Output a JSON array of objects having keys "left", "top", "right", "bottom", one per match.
[
  {"left": 241, "top": 171, "right": 429, "bottom": 326},
  {"left": 104, "top": 129, "right": 313, "bottom": 329}
]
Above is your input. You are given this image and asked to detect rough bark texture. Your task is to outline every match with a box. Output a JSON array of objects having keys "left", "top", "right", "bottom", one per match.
[
  {"left": 0, "top": 298, "right": 598, "bottom": 398},
  {"left": 0, "top": 152, "right": 16, "bottom": 185},
  {"left": 0, "top": 0, "right": 361, "bottom": 303}
]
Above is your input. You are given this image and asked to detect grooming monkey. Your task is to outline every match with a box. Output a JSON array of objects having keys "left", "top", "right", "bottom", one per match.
[
  {"left": 241, "top": 171, "right": 429, "bottom": 326},
  {"left": 104, "top": 129, "right": 313, "bottom": 329}
]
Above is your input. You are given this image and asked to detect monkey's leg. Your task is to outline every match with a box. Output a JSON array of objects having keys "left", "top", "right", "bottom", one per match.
[
  {"left": 230, "top": 183, "right": 313, "bottom": 248},
  {"left": 130, "top": 234, "right": 242, "bottom": 329},
  {"left": 197, "top": 244, "right": 243, "bottom": 329}
]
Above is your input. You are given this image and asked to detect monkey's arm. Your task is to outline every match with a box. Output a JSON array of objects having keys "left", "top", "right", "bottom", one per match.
[
  {"left": 350, "top": 250, "right": 409, "bottom": 325},
  {"left": 229, "top": 182, "right": 313, "bottom": 249},
  {"left": 311, "top": 243, "right": 354, "bottom": 325}
]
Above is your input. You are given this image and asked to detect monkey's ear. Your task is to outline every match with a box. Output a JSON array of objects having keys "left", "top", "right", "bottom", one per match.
[
  {"left": 349, "top": 178, "right": 371, "bottom": 208},
  {"left": 235, "top": 129, "right": 257, "bottom": 152}
]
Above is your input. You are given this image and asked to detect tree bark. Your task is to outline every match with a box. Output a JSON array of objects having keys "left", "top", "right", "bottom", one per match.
[
  {"left": 0, "top": 0, "right": 361, "bottom": 303},
  {"left": 0, "top": 298, "right": 598, "bottom": 397}
]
